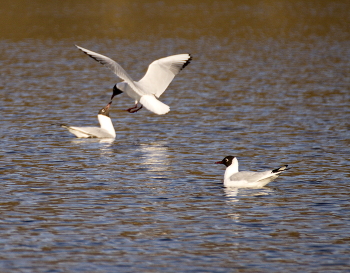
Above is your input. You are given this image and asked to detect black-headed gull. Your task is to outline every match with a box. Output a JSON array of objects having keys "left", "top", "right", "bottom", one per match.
[
  {"left": 216, "top": 156, "right": 289, "bottom": 188},
  {"left": 76, "top": 45, "right": 192, "bottom": 115},
  {"left": 61, "top": 101, "right": 116, "bottom": 138}
]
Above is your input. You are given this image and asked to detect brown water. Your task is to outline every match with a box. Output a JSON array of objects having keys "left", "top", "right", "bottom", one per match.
[{"left": 1, "top": 1, "right": 350, "bottom": 272}]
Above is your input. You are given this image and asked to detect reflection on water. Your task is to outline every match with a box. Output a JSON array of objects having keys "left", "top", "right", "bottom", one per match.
[
  {"left": 224, "top": 187, "right": 272, "bottom": 203},
  {"left": 69, "top": 138, "right": 115, "bottom": 154},
  {"left": 98, "top": 138, "right": 115, "bottom": 145},
  {"left": 138, "top": 143, "right": 170, "bottom": 173},
  {"left": 1, "top": 0, "right": 350, "bottom": 272},
  {"left": 70, "top": 138, "right": 115, "bottom": 145},
  {"left": 224, "top": 187, "right": 239, "bottom": 201}
]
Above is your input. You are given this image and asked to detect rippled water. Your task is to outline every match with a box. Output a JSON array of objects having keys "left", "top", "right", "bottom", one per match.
[{"left": 1, "top": 1, "right": 350, "bottom": 272}]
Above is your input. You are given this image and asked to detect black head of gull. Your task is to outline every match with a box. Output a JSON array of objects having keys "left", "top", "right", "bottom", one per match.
[
  {"left": 111, "top": 84, "right": 124, "bottom": 100},
  {"left": 215, "top": 156, "right": 235, "bottom": 167},
  {"left": 98, "top": 101, "right": 112, "bottom": 117}
]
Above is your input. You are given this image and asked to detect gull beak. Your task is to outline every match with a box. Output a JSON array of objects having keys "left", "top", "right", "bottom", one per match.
[
  {"left": 215, "top": 160, "right": 223, "bottom": 164},
  {"left": 106, "top": 101, "right": 112, "bottom": 109}
]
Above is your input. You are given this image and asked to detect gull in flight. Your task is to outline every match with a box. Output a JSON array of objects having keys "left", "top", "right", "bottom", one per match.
[
  {"left": 61, "top": 101, "right": 116, "bottom": 138},
  {"left": 216, "top": 156, "right": 290, "bottom": 188},
  {"left": 76, "top": 45, "right": 192, "bottom": 115}
]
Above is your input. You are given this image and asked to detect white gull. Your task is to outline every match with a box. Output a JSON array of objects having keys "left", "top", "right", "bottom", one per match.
[
  {"left": 216, "top": 156, "right": 289, "bottom": 188},
  {"left": 61, "top": 101, "right": 116, "bottom": 138},
  {"left": 76, "top": 45, "right": 192, "bottom": 115}
]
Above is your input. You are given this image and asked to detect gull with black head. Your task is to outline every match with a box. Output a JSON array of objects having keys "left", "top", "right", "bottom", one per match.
[
  {"left": 76, "top": 45, "right": 192, "bottom": 115},
  {"left": 216, "top": 156, "right": 290, "bottom": 188}
]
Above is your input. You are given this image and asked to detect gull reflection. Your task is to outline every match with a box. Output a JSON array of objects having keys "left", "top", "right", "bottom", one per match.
[
  {"left": 98, "top": 138, "right": 115, "bottom": 156},
  {"left": 69, "top": 138, "right": 114, "bottom": 145},
  {"left": 224, "top": 187, "right": 239, "bottom": 202},
  {"left": 69, "top": 138, "right": 115, "bottom": 155},
  {"left": 138, "top": 142, "right": 170, "bottom": 173},
  {"left": 98, "top": 138, "right": 115, "bottom": 144},
  {"left": 223, "top": 187, "right": 269, "bottom": 203},
  {"left": 223, "top": 188, "right": 241, "bottom": 221},
  {"left": 224, "top": 187, "right": 274, "bottom": 203},
  {"left": 224, "top": 187, "right": 273, "bottom": 222}
]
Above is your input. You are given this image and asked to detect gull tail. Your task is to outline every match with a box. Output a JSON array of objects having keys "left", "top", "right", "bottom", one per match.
[
  {"left": 272, "top": 165, "right": 290, "bottom": 174},
  {"left": 140, "top": 95, "right": 170, "bottom": 115}
]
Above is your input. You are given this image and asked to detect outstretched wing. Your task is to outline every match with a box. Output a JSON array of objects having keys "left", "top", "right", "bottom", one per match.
[
  {"left": 61, "top": 125, "right": 97, "bottom": 138},
  {"left": 75, "top": 45, "right": 142, "bottom": 96},
  {"left": 138, "top": 54, "right": 192, "bottom": 97},
  {"left": 61, "top": 125, "right": 115, "bottom": 138}
]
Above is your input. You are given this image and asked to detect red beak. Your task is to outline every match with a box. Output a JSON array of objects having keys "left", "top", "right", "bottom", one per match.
[
  {"left": 215, "top": 161, "right": 223, "bottom": 164},
  {"left": 105, "top": 101, "right": 112, "bottom": 109}
]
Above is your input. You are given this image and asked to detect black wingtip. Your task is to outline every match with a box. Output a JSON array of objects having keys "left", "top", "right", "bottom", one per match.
[
  {"left": 51, "top": 123, "right": 66, "bottom": 127},
  {"left": 272, "top": 165, "right": 290, "bottom": 173},
  {"left": 180, "top": 54, "right": 192, "bottom": 71}
]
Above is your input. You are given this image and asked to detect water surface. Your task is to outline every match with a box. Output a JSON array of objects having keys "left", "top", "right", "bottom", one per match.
[{"left": 1, "top": 1, "right": 350, "bottom": 272}]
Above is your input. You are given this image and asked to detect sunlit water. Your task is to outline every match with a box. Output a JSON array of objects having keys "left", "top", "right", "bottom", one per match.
[{"left": 1, "top": 1, "right": 350, "bottom": 272}]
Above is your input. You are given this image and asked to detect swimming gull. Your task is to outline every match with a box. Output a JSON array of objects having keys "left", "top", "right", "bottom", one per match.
[
  {"left": 216, "top": 156, "right": 289, "bottom": 188},
  {"left": 61, "top": 101, "right": 116, "bottom": 138}
]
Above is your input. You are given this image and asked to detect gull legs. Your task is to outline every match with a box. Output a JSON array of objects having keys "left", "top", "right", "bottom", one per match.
[{"left": 126, "top": 103, "right": 143, "bottom": 113}]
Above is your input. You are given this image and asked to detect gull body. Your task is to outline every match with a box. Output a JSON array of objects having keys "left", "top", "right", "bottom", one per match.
[
  {"left": 76, "top": 45, "right": 192, "bottom": 115},
  {"left": 61, "top": 102, "right": 116, "bottom": 138},
  {"left": 216, "top": 156, "right": 289, "bottom": 188}
]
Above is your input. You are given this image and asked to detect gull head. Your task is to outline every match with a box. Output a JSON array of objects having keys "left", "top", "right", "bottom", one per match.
[
  {"left": 215, "top": 156, "right": 235, "bottom": 167},
  {"left": 98, "top": 101, "right": 112, "bottom": 117},
  {"left": 111, "top": 84, "right": 123, "bottom": 100}
]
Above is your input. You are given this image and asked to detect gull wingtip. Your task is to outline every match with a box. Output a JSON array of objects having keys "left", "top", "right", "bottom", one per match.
[{"left": 272, "top": 164, "right": 291, "bottom": 173}]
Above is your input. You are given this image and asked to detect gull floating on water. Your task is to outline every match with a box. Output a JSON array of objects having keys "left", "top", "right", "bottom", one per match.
[
  {"left": 216, "top": 156, "right": 289, "bottom": 188},
  {"left": 61, "top": 101, "right": 116, "bottom": 138},
  {"left": 76, "top": 45, "right": 192, "bottom": 115}
]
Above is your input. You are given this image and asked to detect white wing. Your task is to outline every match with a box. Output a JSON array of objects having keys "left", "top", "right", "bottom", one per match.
[
  {"left": 138, "top": 54, "right": 192, "bottom": 97},
  {"left": 75, "top": 45, "right": 142, "bottom": 96},
  {"left": 230, "top": 167, "right": 288, "bottom": 185},
  {"left": 61, "top": 125, "right": 114, "bottom": 138},
  {"left": 230, "top": 171, "right": 273, "bottom": 184}
]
